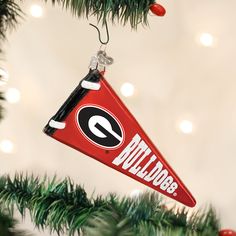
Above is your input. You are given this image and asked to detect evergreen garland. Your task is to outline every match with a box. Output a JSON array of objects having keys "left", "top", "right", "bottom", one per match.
[
  {"left": 0, "top": 209, "right": 31, "bottom": 236},
  {"left": 0, "top": 0, "right": 22, "bottom": 40},
  {"left": 0, "top": 174, "right": 220, "bottom": 236},
  {"left": 0, "top": 0, "right": 156, "bottom": 41},
  {"left": 0, "top": 91, "right": 4, "bottom": 121},
  {"left": 50, "top": 0, "right": 155, "bottom": 27}
]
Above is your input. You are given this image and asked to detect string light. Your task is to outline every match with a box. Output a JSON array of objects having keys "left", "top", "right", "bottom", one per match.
[
  {"left": 5, "top": 88, "right": 21, "bottom": 104},
  {"left": 120, "top": 82, "right": 135, "bottom": 97},
  {"left": 179, "top": 120, "right": 193, "bottom": 134},
  {"left": 199, "top": 33, "right": 214, "bottom": 47},
  {"left": 0, "top": 140, "right": 14, "bottom": 153},
  {"left": 130, "top": 189, "right": 142, "bottom": 198},
  {"left": 30, "top": 4, "right": 43, "bottom": 18}
]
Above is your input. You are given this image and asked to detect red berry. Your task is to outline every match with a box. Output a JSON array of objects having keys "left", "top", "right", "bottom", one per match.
[
  {"left": 150, "top": 3, "right": 166, "bottom": 17},
  {"left": 219, "top": 229, "right": 236, "bottom": 236}
]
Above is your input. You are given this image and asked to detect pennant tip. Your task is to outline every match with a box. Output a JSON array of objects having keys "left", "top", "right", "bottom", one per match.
[{"left": 183, "top": 196, "right": 197, "bottom": 208}]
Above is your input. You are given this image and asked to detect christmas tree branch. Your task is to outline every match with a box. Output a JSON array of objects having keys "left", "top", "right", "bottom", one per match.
[
  {"left": 49, "top": 0, "right": 155, "bottom": 28},
  {"left": 0, "top": 174, "right": 220, "bottom": 236},
  {"left": 0, "top": 92, "right": 4, "bottom": 121},
  {"left": 0, "top": 0, "right": 23, "bottom": 41},
  {"left": 0, "top": 208, "right": 32, "bottom": 235},
  {"left": 0, "top": 0, "right": 156, "bottom": 41}
]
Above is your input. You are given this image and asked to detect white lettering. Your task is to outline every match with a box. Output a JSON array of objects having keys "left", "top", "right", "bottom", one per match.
[
  {"left": 136, "top": 155, "right": 156, "bottom": 178},
  {"left": 112, "top": 134, "right": 141, "bottom": 166},
  {"left": 112, "top": 133, "right": 178, "bottom": 194},
  {"left": 129, "top": 147, "right": 151, "bottom": 175},
  {"left": 123, "top": 141, "right": 147, "bottom": 170},
  {"left": 167, "top": 182, "right": 178, "bottom": 194},
  {"left": 153, "top": 169, "right": 168, "bottom": 186},
  {"left": 160, "top": 176, "right": 173, "bottom": 190},
  {"left": 144, "top": 161, "right": 163, "bottom": 182}
]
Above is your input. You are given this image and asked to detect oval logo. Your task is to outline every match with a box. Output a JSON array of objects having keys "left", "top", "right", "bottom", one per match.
[{"left": 77, "top": 105, "right": 124, "bottom": 149}]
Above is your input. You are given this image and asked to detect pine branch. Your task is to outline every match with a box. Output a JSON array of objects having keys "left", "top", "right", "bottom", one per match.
[
  {"left": 0, "top": 174, "right": 220, "bottom": 236},
  {"left": 0, "top": 209, "right": 32, "bottom": 236},
  {"left": 0, "top": 0, "right": 155, "bottom": 42},
  {"left": 0, "top": 0, "right": 157, "bottom": 58},
  {"left": 49, "top": 0, "right": 156, "bottom": 28},
  {"left": 0, "top": 91, "right": 4, "bottom": 121},
  {"left": 84, "top": 194, "right": 219, "bottom": 236},
  {"left": 0, "top": 0, "right": 23, "bottom": 41}
]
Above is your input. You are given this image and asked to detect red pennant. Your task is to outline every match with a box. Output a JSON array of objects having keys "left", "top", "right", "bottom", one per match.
[{"left": 44, "top": 69, "right": 196, "bottom": 207}]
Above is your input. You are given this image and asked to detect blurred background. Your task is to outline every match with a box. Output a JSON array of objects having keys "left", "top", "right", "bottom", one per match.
[{"left": 0, "top": 0, "right": 236, "bottom": 234}]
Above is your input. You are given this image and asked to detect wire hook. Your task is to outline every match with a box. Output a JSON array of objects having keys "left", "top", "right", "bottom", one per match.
[{"left": 89, "top": 21, "right": 110, "bottom": 45}]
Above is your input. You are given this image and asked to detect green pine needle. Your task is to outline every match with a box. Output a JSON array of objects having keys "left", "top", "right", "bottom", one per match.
[
  {"left": 0, "top": 0, "right": 23, "bottom": 40},
  {"left": 0, "top": 174, "right": 220, "bottom": 236},
  {"left": 0, "top": 209, "right": 32, "bottom": 236},
  {"left": 0, "top": 92, "right": 4, "bottom": 121},
  {"left": 48, "top": 0, "right": 155, "bottom": 28},
  {"left": 0, "top": 0, "right": 156, "bottom": 41}
]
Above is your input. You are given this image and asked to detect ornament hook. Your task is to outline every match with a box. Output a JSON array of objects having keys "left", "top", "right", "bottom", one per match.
[{"left": 89, "top": 21, "right": 110, "bottom": 45}]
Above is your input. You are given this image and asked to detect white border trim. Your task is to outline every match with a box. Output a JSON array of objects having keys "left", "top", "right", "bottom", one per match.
[
  {"left": 49, "top": 120, "right": 66, "bottom": 129},
  {"left": 81, "top": 80, "right": 101, "bottom": 90}
]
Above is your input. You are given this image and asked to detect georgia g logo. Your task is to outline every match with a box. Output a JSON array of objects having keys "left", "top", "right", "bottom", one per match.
[{"left": 76, "top": 105, "right": 124, "bottom": 149}]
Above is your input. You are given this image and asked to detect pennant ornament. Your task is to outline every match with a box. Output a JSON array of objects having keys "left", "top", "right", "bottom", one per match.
[{"left": 44, "top": 51, "right": 196, "bottom": 207}]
